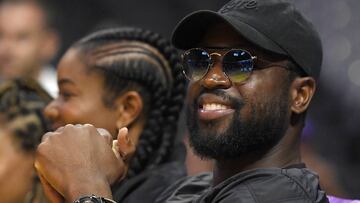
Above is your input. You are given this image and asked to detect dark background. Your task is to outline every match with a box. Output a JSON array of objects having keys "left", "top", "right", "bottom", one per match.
[{"left": 49, "top": 0, "right": 360, "bottom": 197}]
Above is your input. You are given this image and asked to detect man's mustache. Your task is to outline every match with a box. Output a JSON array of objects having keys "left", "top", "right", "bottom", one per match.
[{"left": 193, "top": 89, "right": 244, "bottom": 110}]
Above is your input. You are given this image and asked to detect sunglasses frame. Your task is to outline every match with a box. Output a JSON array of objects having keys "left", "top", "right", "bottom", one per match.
[
  {"left": 181, "top": 48, "right": 258, "bottom": 83},
  {"left": 181, "top": 47, "right": 297, "bottom": 83}
]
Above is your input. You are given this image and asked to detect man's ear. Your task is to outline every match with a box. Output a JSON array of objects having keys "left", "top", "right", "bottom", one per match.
[
  {"left": 290, "top": 77, "right": 316, "bottom": 114},
  {"left": 115, "top": 91, "right": 143, "bottom": 129}
]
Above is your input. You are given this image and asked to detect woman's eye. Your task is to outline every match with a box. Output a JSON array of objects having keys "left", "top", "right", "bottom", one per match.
[{"left": 59, "top": 91, "right": 73, "bottom": 100}]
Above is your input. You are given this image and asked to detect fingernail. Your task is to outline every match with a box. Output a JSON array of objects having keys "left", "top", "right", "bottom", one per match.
[{"left": 126, "top": 134, "right": 130, "bottom": 144}]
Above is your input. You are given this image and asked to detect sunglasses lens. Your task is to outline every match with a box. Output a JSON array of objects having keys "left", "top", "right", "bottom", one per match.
[
  {"left": 183, "top": 49, "right": 210, "bottom": 81},
  {"left": 223, "top": 50, "right": 254, "bottom": 82}
]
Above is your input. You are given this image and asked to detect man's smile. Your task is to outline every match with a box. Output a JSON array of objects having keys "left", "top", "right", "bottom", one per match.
[{"left": 197, "top": 93, "right": 235, "bottom": 121}]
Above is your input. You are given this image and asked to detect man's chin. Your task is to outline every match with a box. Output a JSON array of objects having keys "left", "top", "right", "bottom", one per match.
[
  {"left": 197, "top": 119, "right": 232, "bottom": 134},
  {"left": 197, "top": 129, "right": 227, "bottom": 140}
]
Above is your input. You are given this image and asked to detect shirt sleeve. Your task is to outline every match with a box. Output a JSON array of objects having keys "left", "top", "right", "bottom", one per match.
[{"left": 155, "top": 173, "right": 212, "bottom": 203}]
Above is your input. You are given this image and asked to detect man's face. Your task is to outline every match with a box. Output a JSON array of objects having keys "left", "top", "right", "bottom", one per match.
[
  {"left": 0, "top": 3, "right": 51, "bottom": 79},
  {"left": 186, "top": 24, "right": 292, "bottom": 160}
]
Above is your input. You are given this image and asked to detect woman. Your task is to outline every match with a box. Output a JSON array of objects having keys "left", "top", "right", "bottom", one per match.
[
  {"left": 0, "top": 78, "right": 52, "bottom": 203},
  {"left": 44, "top": 27, "right": 187, "bottom": 202}
]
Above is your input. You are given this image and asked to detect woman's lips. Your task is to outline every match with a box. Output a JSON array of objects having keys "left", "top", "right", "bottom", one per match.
[{"left": 51, "top": 123, "right": 64, "bottom": 130}]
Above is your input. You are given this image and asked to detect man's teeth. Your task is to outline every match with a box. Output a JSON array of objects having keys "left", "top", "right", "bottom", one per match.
[{"left": 202, "top": 103, "right": 228, "bottom": 111}]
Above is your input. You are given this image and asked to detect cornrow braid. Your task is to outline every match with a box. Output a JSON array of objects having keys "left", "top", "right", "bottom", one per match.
[{"left": 73, "top": 27, "right": 186, "bottom": 178}]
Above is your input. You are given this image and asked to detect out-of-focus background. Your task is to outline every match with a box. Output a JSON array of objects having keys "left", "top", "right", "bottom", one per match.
[
  {"left": 294, "top": 0, "right": 360, "bottom": 198},
  {"left": 1, "top": 0, "right": 359, "bottom": 199}
]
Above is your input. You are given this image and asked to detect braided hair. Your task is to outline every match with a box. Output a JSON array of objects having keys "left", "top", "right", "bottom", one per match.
[
  {"left": 72, "top": 27, "right": 186, "bottom": 178},
  {"left": 0, "top": 78, "right": 52, "bottom": 151}
]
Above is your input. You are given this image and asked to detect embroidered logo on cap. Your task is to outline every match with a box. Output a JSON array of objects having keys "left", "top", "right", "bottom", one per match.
[{"left": 220, "top": 0, "right": 258, "bottom": 13}]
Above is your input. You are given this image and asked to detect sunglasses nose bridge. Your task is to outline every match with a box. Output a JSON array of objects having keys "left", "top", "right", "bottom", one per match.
[{"left": 201, "top": 59, "right": 232, "bottom": 89}]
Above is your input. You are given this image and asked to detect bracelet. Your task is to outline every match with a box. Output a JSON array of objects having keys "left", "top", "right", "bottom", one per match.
[
  {"left": 101, "top": 197, "right": 117, "bottom": 203},
  {"left": 74, "top": 194, "right": 117, "bottom": 203}
]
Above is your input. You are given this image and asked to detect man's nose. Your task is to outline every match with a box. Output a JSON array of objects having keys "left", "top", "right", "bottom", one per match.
[{"left": 201, "top": 61, "right": 231, "bottom": 89}]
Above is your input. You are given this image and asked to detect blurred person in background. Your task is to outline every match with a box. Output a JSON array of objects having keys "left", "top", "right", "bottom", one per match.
[
  {"left": 41, "top": 27, "right": 187, "bottom": 203},
  {"left": 0, "top": 0, "right": 60, "bottom": 97},
  {"left": 0, "top": 78, "right": 52, "bottom": 203}
]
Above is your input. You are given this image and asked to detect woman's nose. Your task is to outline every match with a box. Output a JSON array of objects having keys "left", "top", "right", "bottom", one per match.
[{"left": 43, "top": 101, "right": 59, "bottom": 121}]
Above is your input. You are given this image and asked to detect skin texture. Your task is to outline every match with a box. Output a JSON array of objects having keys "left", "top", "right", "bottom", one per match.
[
  {"left": 0, "top": 1, "right": 58, "bottom": 80},
  {"left": 0, "top": 129, "right": 35, "bottom": 203}
]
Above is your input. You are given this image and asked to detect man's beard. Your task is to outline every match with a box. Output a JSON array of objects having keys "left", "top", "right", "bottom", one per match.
[{"left": 186, "top": 89, "right": 290, "bottom": 160}]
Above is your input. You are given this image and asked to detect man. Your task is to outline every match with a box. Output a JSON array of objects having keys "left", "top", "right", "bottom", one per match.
[
  {"left": 35, "top": 0, "right": 329, "bottom": 202},
  {"left": 0, "top": 0, "right": 59, "bottom": 97}
]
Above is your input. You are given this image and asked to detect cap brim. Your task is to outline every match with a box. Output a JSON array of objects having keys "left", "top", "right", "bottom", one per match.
[{"left": 172, "top": 10, "right": 286, "bottom": 55}]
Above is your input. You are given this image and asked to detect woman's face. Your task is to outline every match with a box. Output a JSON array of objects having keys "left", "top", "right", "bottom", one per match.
[
  {"left": 0, "top": 128, "right": 34, "bottom": 203},
  {"left": 44, "top": 48, "right": 119, "bottom": 136}
]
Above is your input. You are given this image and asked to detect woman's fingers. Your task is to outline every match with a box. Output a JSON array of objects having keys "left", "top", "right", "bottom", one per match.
[
  {"left": 38, "top": 172, "right": 65, "bottom": 203},
  {"left": 96, "top": 127, "right": 113, "bottom": 146},
  {"left": 116, "top": 127, "right": 135, "bottom": 163}
]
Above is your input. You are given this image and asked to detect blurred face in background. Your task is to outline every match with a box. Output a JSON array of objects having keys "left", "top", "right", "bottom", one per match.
[
  {"left": 0, "top": 127, "right": 35, "bottom": 203},
  {"left": 0, "top": 2, "right": 58, "bottom": 80}
]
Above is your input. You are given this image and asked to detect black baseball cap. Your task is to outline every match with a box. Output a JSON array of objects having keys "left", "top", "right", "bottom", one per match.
[{"left": 172, "top": 0, "right": 323, "bottom": 79}]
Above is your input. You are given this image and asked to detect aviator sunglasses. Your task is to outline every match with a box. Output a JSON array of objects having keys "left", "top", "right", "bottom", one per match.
[{"left": 181, "top": 48, "right": 289, "bottom": 83}]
